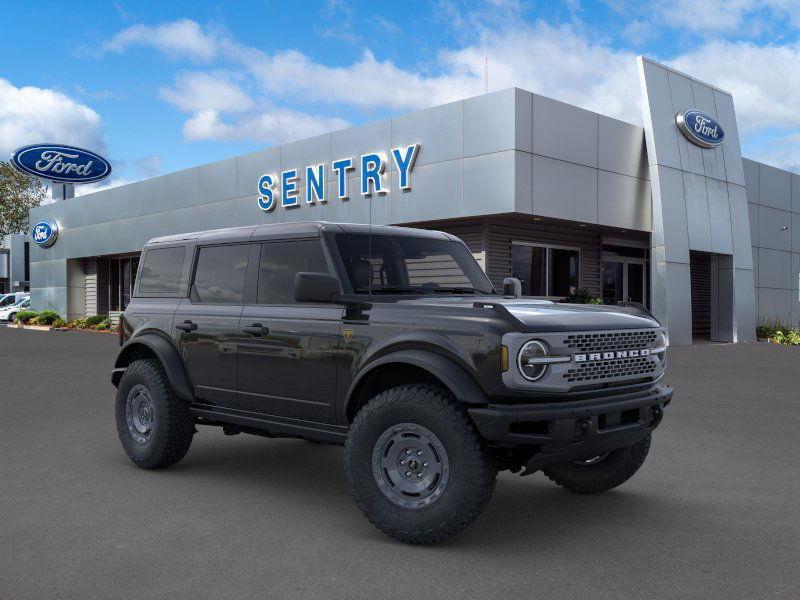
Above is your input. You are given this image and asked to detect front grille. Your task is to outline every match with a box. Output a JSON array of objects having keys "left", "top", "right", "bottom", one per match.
[
  {"left": 563, "top": 355, "right": 658, "bottom": 383},
  {"left": 563, "top": 330, "right": 659, "bottom": 353}
]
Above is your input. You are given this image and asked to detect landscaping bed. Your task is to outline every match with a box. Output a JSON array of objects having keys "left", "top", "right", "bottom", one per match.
[
  {"left": 10, "top": 311, "right": 118, "bottom": 334},
  {"left": 756, "top": 321, "right": 800, "bottom": 346}
]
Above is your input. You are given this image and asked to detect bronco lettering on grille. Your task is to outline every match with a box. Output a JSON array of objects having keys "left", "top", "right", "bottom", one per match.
[{"left": 574, "top": 348, "right": 651, "bottom": 362}]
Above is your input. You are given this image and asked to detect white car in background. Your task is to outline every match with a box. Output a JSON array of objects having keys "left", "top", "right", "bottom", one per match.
[
  {"left": 0, "top": 297, "right": 30, "bottom": 322},
  {"left": 0, "top": 292, "right": 28, "bottom": 308}
]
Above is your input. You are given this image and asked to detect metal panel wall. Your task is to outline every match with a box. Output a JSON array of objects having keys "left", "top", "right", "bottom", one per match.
[
  {"left": 638, "top": 56, "right": 755, "bottom": 343},
  {"left": 744, "top": 158, "right": 800, "bottom": 326}
]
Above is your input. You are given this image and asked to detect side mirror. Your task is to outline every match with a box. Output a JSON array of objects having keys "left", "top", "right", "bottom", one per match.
[
  {"left": 502, "top": 277, "right": 522, "bottom": 298},
  {"left": 295, "top": 272, "right": 343, "bottom": 303}
]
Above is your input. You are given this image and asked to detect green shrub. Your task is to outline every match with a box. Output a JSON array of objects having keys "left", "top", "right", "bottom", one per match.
[
  {"left": 92, "top": 318, "right": 112, "bottom": 331},
  {"left": 14, "top": 310, "right": 39, "bottom": 324},
  {"left": 559, "top": 288, "right": 604, "bottom": 305},
  {"left": 30, "top": 310, "right": 61, "bottom": 325},
  {"left": 757, "top": 320, "right": 800, "bottom": 345},
  {"left": 52, "top": 317, "right": 66, "bottom": 328},
  {"left": 83, "top": 314, "right": 108, "bottom": 327}
]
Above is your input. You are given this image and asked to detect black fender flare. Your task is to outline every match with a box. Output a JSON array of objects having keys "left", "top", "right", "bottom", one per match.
[
  {"left": 111, "top": 333, "right": 194, "bottom": 402},
  {"left": 343, "top": 349, "right": 488, "bottom": 422}
]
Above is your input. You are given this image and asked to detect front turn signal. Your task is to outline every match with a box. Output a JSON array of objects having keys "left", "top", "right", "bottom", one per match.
[{"left": 501, "top": 345, "right": 509, "bottom": 372}]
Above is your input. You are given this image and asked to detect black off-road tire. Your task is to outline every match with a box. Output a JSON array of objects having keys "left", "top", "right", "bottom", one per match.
[
  {"left": 345, "top": 384, "right": 497, "bottom": 544},
  {"left": 115, "top": 358, "right": 194, "bottom": 469},
  {"left": 542, "top": 434, "right": 652, "bottom": 494}
]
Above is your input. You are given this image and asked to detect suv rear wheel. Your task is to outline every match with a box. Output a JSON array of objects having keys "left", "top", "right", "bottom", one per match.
[
  {"left": 115, "top": 358, "right": 195, "bottom": 469},
  {"left": 542, "top": 434, "right": 651, "bottom": 494},
  {"left": 345, "top": 383, "right": 497, "bottom": 544}
]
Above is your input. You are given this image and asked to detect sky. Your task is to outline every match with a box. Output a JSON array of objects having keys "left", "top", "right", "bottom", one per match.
[{"left": 1, "top": 0, "right": 799, "bottom": 195}]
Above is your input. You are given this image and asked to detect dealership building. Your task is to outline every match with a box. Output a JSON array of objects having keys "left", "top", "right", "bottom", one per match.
[{"left": 24, "top": 56, "right": 800, "bottom": 345}]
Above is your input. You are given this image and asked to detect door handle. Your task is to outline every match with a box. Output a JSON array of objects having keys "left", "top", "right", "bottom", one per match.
[
  {"left": 243, "top": 323, "right": 269, "bottom": 336},
  {"left": 176, "top": 320, "right": 198, "bottom": 332}
]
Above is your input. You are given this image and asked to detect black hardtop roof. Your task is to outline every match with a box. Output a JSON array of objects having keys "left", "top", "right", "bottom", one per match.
[{"left": 144, "top": 221, "right": 454, "bottom": 247}]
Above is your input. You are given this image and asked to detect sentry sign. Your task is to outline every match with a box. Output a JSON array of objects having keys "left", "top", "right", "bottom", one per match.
[
  {"left": 257, "top": 144, "right": 419, "bottom": 212},
  {"left": 676, "top": 110, "right": 725, "bottom": 149},
  {"left": 11, "top": 144, "right": 112, "bottom": 184}
]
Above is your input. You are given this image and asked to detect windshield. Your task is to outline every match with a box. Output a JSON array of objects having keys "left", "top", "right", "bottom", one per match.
[{"left": 335, "top": 233, "right": 495, "bottom": 295}]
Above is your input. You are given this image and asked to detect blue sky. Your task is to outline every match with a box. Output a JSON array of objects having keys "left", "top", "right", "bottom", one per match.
[{"left": 1, "top": 0, "right": 799, "bottom": 193}]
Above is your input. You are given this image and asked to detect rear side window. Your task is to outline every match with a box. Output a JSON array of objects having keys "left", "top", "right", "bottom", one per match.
[
  {"left": 138, "top": 246, "right": 185, "bottom": 294},
  {"left": 191, "top": 244, "right": 251, "bottom": 304},
  {"left": 258, "top": 240, "right": 328, "bottom": 304}
]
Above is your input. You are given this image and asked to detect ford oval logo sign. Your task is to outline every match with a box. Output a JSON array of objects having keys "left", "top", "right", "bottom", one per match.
[
  {"left": 31, "top": 220, "right": 59, "bottom": 247},
  {"left": 676, "top": 110, "right": 725, "bottom": 149},
  {"left": 11, "top": 144, "right": 111, "bottom": 184}
]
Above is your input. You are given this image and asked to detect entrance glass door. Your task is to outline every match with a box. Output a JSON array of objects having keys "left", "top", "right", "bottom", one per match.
[
  {"left": 602, "top": 261, "right": 623, "bottom": 305},
  {"left": 601, "top": 258, "right": 646, "bottom": 306},
  {"left": 627, "top": 262, "right": 644, "bottom": 304}
]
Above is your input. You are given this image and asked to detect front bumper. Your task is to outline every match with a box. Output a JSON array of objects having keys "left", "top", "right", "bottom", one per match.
[{"left": 468, "top": 384, "right": 673, "bottom": 472}]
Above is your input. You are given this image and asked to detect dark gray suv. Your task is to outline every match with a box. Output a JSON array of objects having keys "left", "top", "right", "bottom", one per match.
[{"left": 112, "top": 222, "right": 672, "bottom": 544}]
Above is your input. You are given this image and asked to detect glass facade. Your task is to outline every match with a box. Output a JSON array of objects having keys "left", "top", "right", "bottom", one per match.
[{"left": 511, "top": 243, "right": 579, "bottom": 297}]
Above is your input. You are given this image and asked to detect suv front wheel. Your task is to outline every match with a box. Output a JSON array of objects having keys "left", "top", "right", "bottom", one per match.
[
  {"left": 345, "top": 384, "right": 497, "bottom": 544},
  {"left": 115, "top": 358, "right": 195, "bottom": 469}
]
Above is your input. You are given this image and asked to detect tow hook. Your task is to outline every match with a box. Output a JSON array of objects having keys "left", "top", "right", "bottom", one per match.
[
  {"left": 574, "top": 417, "right": 590, "bottom": 442},
  {"left": 650, "top": 406, "right": 663, "bottom": 426}
]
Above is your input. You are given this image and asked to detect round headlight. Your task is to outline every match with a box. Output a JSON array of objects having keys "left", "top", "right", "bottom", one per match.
[{"left": 517, "top": 340, "right": 549, "bottom": 381}]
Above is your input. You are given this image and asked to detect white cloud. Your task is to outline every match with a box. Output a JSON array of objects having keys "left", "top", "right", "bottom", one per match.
[
  {"left": 751, "top": 133, "right": 800, "bottom": 172},
  {"left": 226, "top": 21, "right": 640, "bottom": 120},
  {"left": 611, "top": 0, "right": 800, "bottom": 35},
  {"left": 160, "top": 71, "right": 254, "bottom": 113},
  {"left": 134, "top": 155, "right": 163, "bottom": 177},
  {"left": 103, "top": 17, "right": 800, "bottom": 170},
  {"left": 0, "top": 79, "right": 106, "bottom": 159},
  {"left": 440, "top": 23, "right": 640, "bottom": 121},
  {"left": 668, "top": 41, "right": 800, "bottom": 132},
  {"left": 654, "top": 0, "right": 758, "bottom": 33},
  {"left": 182, "top": 108, "right": 348, "bottom": 143},
  {"left": 102, "top": 19, "right": 220, "bottom": 61},
  {"left": 73, "top": 175, "right": 130, "bottom": 197}
]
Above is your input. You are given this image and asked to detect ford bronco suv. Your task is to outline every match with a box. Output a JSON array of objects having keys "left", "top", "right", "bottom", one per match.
[{"left": 112, "top": 222, "right": 672, "bottom": 544}]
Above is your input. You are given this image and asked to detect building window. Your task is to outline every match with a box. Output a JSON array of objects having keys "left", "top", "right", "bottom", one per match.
[
  {"left": 24, "top": 241, "right": 29, "bottom": 282},
  {"left": 511, "top": 242, "right": 579, "bottom": 297},
  {"left": 110, "top": 256, "right": 140, "bottom": 311}
]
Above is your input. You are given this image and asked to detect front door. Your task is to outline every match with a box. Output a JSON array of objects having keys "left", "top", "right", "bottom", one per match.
[
  {"left": 237, "top": 239, "right": 342, "bottom": 424},
  {"left": 173, "top": 243, "right": 252, "bottom": 409},
  {"left": 601, "top": 257, "right": 647, "bottom": 305}
]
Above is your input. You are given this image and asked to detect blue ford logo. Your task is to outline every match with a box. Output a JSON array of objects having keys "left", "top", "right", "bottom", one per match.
[
  {"left": 676, "top": 109, "right": 725, "bottom": 149},
  {"left": 31, "top": 221, "right": 58, "bottom": 247},
  {"left": 11, "top": 144, "right": 111, "bottom": 184}
]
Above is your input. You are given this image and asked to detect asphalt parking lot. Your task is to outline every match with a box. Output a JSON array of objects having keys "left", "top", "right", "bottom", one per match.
[{"left": 1, "top": 326, "right": 799, "bottom": 599}]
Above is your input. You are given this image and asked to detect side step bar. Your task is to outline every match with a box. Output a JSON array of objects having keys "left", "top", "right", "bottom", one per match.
[{"left": 189, "top": 404, "right": 348, "bottom": 445}]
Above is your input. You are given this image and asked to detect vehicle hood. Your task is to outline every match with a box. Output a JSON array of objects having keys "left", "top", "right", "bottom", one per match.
[{"left": 398, "top": 296, "right": 660, "bottom": 332}]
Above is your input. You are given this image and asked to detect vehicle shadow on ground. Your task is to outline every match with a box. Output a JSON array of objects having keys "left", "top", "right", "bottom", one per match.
[{"left": 127, "top": 432, "right": 720, "bottom": 552}]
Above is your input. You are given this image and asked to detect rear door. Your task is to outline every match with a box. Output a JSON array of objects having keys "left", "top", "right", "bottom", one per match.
[
  {"left": 237, "top": 239, "right": 343, "bottom": 424},
  {"left": 173, "top": 242, "right": 254, "bottom": 409}
]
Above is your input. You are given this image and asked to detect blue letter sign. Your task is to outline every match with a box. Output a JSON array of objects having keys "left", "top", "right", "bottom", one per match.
[{"left": 257, "top": 143, "right": 419, "bottom": 212}]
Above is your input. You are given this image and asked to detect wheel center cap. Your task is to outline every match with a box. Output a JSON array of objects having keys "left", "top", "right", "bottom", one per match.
[{"left": 407, "top": 458, "right": 419, "bottom": 470}]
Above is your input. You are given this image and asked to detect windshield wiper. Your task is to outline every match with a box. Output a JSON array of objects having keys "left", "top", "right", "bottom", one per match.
[
  {"left": 356, "top": 286, "right": 426, "bottom": 294},
  {"left": 427, "top": 286, "right": 483, "bottom": 294}
]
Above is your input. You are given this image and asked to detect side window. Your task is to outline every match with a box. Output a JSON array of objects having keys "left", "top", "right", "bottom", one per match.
[
  {"left": 258, "top": 240, "right": 328, "bottom": 304},
  {"left": 138, "top": 246, "right": 186, "bottom": 294},
  {"left": 192, "top": 244, "right": 251, "bottom": 304}
]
